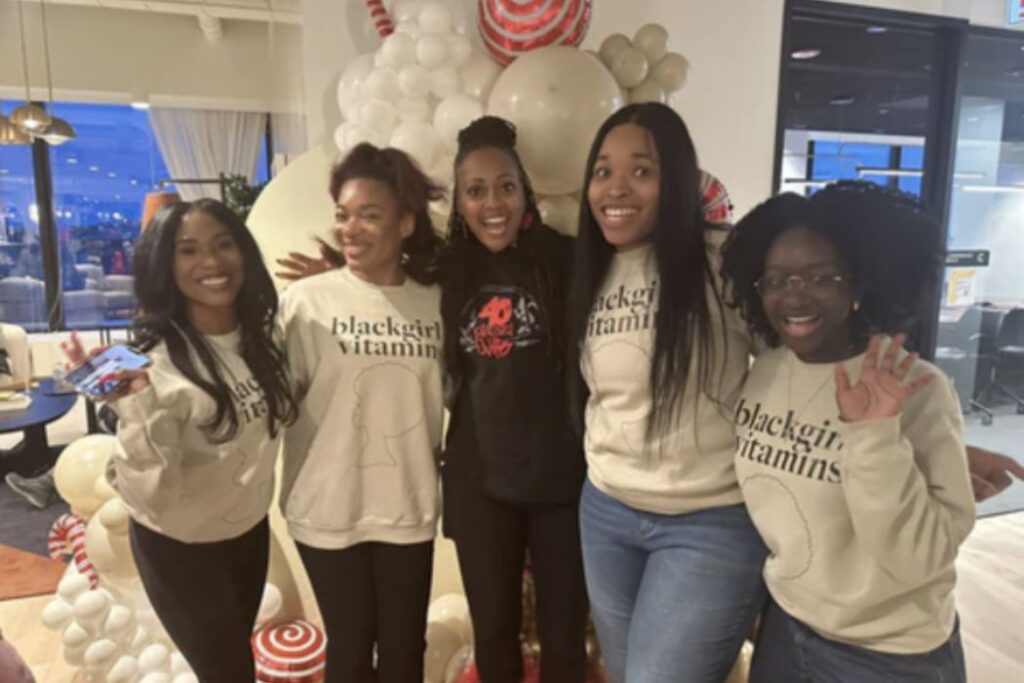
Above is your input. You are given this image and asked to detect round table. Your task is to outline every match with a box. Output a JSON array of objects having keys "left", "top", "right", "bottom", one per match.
[{"left": 0, "top": 378, "right": 77, "bottom": 476}]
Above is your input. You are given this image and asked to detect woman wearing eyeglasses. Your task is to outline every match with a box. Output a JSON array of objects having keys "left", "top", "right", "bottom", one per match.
[{"left": 720, "top": 181, "right": 975, "bottom": 683}]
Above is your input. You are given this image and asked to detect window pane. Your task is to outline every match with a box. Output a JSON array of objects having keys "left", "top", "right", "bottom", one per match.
[
  {"left": 47, "top": 102, "right": 170, "bottom": 329},
  {"left": 0, "top": 99, "right": 47, "bottom": 332}
]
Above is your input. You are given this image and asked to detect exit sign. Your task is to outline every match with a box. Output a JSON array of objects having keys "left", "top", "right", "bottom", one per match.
[{"left": 1010, "top": 0, "right": 1024, "bottom": 24}]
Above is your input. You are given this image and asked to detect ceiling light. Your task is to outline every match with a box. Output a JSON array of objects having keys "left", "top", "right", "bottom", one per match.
[
  {"left": 66, "top": 156, "right": 78, "bottom": 164},
  {"left": 88, "top": 165, "right": 100, "bottom": 172},
  {"left": 107, "top": 172, "right": 117, "bottom": 178},
  {"left": 791, "top": 48, "right": 822, "bottom": 60},
  {"left": 10, "top": 103, "right": 51, "bottom": 133},
  {"left": 0, "top": 114, "right": 31, "bottom": 145},
  {"left": 829, "top": 95, "right": 856, "bottom": 106},
  {"left": 131, "top": 101, "right": 150, "bottom": 111},
  {"left": 38, "top": 116, "right": 76, "bottom": 145}
]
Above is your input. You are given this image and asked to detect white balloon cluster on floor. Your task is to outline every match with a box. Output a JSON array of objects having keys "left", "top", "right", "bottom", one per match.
[
  {"left": 40, "top": 435, "right": 289, "bottom": 683},
  {"left": 597, "top": 23, "right": 689, "bottom": 105},
  {"left": 423, "top": 592, "right": 473, "bottom": 683},
  {"left": 335, "top": 0, "right": 501, "bottom": 184}
]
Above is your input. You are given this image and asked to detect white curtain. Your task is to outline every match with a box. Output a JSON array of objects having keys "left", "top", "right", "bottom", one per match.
[
  {"left": 270, "top": 112, "right": 308, "bottom": 175},
  {"left": 148, "top": 108, "right": 267, "bottom": 201}
]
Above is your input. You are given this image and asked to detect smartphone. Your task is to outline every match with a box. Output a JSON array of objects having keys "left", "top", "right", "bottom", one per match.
[{"left": 65, "top": 344, "right": 151, "bottom": 399}]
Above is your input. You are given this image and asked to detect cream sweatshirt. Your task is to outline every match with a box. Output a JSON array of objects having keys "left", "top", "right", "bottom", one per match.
[
  {"left": 279, "top": 268, "right": 444, "bottom": 549},
  {"left": 581, "top": 230, "right": 752, "bottom": 514},
  {"left": 735, "top": 346, "right": 975, "bottom": 653},
  {"left": 111, "top": 330, "right": 277, "bottom": 543}
]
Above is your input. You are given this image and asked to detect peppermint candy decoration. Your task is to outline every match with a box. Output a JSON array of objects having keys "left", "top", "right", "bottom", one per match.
[
  {"left": 478, "top": 0, "right": 593, "bottom": 65},
  {"left": 700, "top": 170, "right": 734, "bottom": 225},
  {"left": 252, "top": 619, "right": 326, "bottom": 683},
  {"left": 48, "top": 513, "right": 98, "bottom": 588},
  {"left": 365, "top": 0, "right": 395, "bottom": 38}
]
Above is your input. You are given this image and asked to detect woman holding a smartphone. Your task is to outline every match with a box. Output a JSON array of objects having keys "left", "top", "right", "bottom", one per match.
[{"left": 63, "top": 198, "right": 297, "bottom": 682}]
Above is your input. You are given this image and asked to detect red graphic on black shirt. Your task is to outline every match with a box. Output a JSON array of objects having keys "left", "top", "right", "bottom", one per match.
[{"left": 460, "top": 286, "right": 542, "bottom": 358}]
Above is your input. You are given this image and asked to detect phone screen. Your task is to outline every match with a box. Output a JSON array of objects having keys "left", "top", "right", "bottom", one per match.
[{"left": 65, "top": 345, "right": 150, "bottom": 398}]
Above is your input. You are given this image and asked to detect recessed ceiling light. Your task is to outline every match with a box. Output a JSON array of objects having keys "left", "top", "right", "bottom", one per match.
[
  {"left": 791, "top": 48, "right": 822, "bottom": 60},
  {"left": 66, "top": 157, "right": 78, "bottom": 165},
  {"left": 129, "top": 178, "right": 139, "bottom": 186},
  {"left": 88, "top": 165, "right": 100, "bottom": 172},
  {"left": 107, "top": 172, "right": 117, "bottom": 178},
  {"left": 866, "top": 26, "right": 888, "bottom": 34},
  {"left": 130, "top": 102, "right": 150, "bottom": 111},
  {"left": 829, "top": 95, "right": 856, "bottom": 106}
]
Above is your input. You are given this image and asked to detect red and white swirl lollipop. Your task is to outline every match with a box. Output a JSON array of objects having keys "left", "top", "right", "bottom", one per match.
[
  {"left": 252, "top": 619, "right": 326, "bottom": 683},
  {"left": 48, "top": 513, "right": 98, "bottom": 589},
  {"left": 700, "top": 170, "right": 734, "bottom": 225},
  {"left": 478, "top": 0, "right": 593, "bottom": 65}
]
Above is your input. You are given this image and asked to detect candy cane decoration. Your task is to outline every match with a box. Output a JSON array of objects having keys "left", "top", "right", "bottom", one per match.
[
  {"left": 365, "top": 0, "right": 395, "bottom": 38},
  {"left": 48, "top": 513, "right": 98, "bottom": 589}
]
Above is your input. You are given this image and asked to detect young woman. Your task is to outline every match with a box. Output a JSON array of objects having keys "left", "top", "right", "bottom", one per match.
[
  {"left": 277, "top": 143, "right": 445, "bottom": 683},
  {"left": 720, "top": 181, "right": 975, "bottom": 682},
  {"left": 568, "top": 102, "right": 767, "bottom": 683},
  {"left": 440, "top": 116, "right": 588, "bottom": 682},
  {"left": 63, "top": 198, "right": 297, "bottom": 681}
]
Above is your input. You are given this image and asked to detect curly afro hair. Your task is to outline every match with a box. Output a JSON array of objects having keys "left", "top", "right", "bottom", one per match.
[{"left": 720, "top": 180, "right": 943, "bottom": 348}]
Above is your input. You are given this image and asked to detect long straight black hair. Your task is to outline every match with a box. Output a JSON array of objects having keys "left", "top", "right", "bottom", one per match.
[
  {"left": 569, "top": 103, "right": 726, "bottom": 438},
  {"left": 132, "top": 198, "right": 296, "bottom": 442}
]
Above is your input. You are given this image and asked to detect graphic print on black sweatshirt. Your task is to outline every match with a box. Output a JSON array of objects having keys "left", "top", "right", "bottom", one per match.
[{"left": 459, "top": 285, "right": 542, "bottom": 358}]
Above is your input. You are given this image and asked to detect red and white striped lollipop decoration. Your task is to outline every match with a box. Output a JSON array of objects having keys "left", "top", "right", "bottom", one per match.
[
  {"left": 478, "top": 0, "right": 593, "bottom": 65},
  {"left": 700, "top": 170, "right": 734, "bottom": 225},
  {"left": 365, "top": 0, "right": 395, "bottom": 38},
  {"left": 252, "top": 619, "right": 327, "bottom": 683},
  {"left": 48, "top": 513, "right": 98, "bottom": 589}
]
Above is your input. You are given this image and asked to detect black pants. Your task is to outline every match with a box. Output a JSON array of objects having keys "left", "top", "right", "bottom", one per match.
[
  {"left": 129, "top": 517, "right": 269, "bottom": 683},
  {"left": 449, "top": 487, "right": 588, "bottom": 683},
  {"left": 297, "top": 540, "right": 434, "bottom": 683}
]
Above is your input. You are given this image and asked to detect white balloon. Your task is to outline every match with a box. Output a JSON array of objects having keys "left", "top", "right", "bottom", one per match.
[
  {"left": 374, "top": 50, "right": 388, "bottom": 68},
  {"left": 459, "top": 52, "right": 502, "bottom": 100},
  {"left": 57, "top": 572, "right": 92, "bottom": 601},
  {"left": 84, "top": 638, "right": 120, "bottom": 670},
  {"left": 598, "top": 33, "right": 632, "bottom": 66},
  {"left": 256, "top": 583, "right": 283, "bottom": 625},
  {"left": 380, "top": 32, "right": 418, "bottom": 69},
  {"left": 108, "top": 654, "right": 141, "bottom": 683},
  {"left": 398, "top": 64, "right": 432, "bottom": 99},
  {"left": 633, "top": 23, "right": 670, "bottom": 64},
  {"left": 359, "top": 99, "right": 399, "bottom": 137},
  {"left": 396, "top": 20, "right": 422, "bottom": 38},
  {"left": 424, "top": 621, "right": 464, "bottom": 683},
  {"left": 609, "top": 46, "right": 649, "bottom": 88},
  {"left": 336, "top": 53, "right": 376, "bottom": 120},
  {"left": 365, "top": 68, "right": 402, "bottom": 102},
  {"left": 430, "top": 66, "right": 461, "bottom": 99},
  {"left": 347, "top": 122, "right": 388, "bottom": 149},
  {"left": 629, "top": 78, "right": 667, "bottom": 104},
  {"left": 390, "top": 121, "right": 440, "bottom": 169},
  {"left": 169, "top": 652, "right": 190, "bottom": 676},
  {"left": 447, "top": 34, "right": 473, "bottom": 67},
  {"left": 488, "top": 46, "right": 625, "bottom": 195},
  {"left": 138, "top": 643, "right": 171, "bottom": 674},
  {"left": 651, "top": 52, "right": 689, "bottom": 92},
  {"left": 419, "top": 1, "right": 453, "bottom": 34},
  {"left": 396, "top": 97, "right": 434, "bottom": 122},
  {"left": 86, "top": 498, "right": 137, "bottom": 580},
  {"left": 42, "top": 598, "right": 74, "bottom": 631},
  {"left": 140, "top": 674, "right": 172, "bottom": 683},
  {"left": 444, "top": 644, "right": 474, "bottom": 683},
  {"left": 53, "top": 434, "right": 119, "bottom": 517},
  {"left": 417, "top": 33, "right": 450, "bottom": 70},
  {"left": 172, "top": 675, "right": 198, "bottom": 683},
  {"left": 63, "top": 643, "right": 87, "bottom": 667},
  {"left": 538, "top": 195, "right": 581, "bottom": 235},
  {"left": 129, "top": 626, "right": 152, "bottom": 656},
  {"left": 73, "top": 588, "right": 113, "bottom": 625},
  {"left": 392, "top": 0, "right": 424, "bottom": 23},
  {"left": 427, "top": 593, "right": 472, "bottom": 643},
  {"left": 333, "top": 123, "right": 350, "bottom": 152},
  {"left": 103, "top": 604, "right": 136, "bottom": 641},
  {"left": 62, "top": 621, "right": 93, "bottom": 648},
  {"left": 433, "top": 94, "right": 484, "bottom": 153}
]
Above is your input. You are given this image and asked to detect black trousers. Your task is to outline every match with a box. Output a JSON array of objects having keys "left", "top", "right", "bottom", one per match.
[
  {"left": 129, "top": 517, "right": 269, "bottom": 683},
  {"left": 448, "top": 485, "right": 588, "bottom": 683},
  {"left": 297, "top": 540, "right": 434, "bottom": 683}
]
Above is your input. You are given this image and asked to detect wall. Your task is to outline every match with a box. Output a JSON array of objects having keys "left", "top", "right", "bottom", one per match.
[{"left": 0, "top": 3, "right": 304, "bottom": 112}]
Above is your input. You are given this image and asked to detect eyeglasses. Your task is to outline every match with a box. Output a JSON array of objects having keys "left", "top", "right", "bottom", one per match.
[{"left": 754, "top": 273, "right": 846, "bottom": 297}]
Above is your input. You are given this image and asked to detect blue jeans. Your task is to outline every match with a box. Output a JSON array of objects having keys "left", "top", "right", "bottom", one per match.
[
  {"left": 750, "top": 598, "right": 966, "bottom": 683},
  {"left": 579, "top": 480, "right": 768, "bottom": 683}
]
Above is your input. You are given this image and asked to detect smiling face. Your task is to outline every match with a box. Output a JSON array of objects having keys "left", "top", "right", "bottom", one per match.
[
  {"left": 333, "top": 177, "right": 413, "bottom": 286},
  {"left": 587, "top": 122, "right": 661, "bottom": 251},
  {"left": 455, "top": 147, "right": 527, "bottom": 253},
  {"left": 173, "top": 209, "right": 243, "bottom": 333},
  {"left": 761, "top": 225, "right": 857, "bottom": 363}
]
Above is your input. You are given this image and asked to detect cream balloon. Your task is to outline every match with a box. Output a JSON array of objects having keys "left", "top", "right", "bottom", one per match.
[
  {"left": 58, "top": 572, "right": 92, "bottom": 601},
  {"left": 380, "top": 32, "right": 418, "bottom": 69},
  {"left": 138, "top": 643, "right": 171, "bottom": 674},
  {"left": 398, "top": 65, "right": 432, "bottom": 99},
  {"left": 63, "top": 643, "right": 86, "bottom": 667},
  {"left": 73, "top": 588, "right": 112, "bottom": 625},
  {"left": 396, "top": 20, "right": 422, "bottom": 38},
  {"left": 364, "top": 68, "right": 402, "bottom": 102},
  {"left": 392, "top": 0, "right": 424, "bottom": 23},
  {"left": 433, "top": 94, "right": 484, "bottom": 153},
  {"left": 488, "top": 46, "right": 624, "bottom": 195},
  {"left": 538, "top": 195, "right": 581, "bottom": 236},
  {"left": 346, "top": 122, "right": 388, "bottom": 149},
  {"left": 651, "top": 52, "right": 690, "bottom": 92},
  {"left": 53, "top": 434, "right": 118, "bottom": 517},
  {"left": 256, "top": 583, "right": 283, "bottom": 626},
  {"left": 426, "top": 593, "right": 472, "bottom": 644},
  {"left": 62, "top": 621, "right": 92, "bottom": 648},
  {"left": 416, "top": 33, "right": 450, "bottom": 70},
  {"left": 359, "top": 99, "right": 399, "bottom": 137},
  {"left": 459, "top": 52, "right": 502, "bottom": 100},
  {"left": 108, "top": 654, "right": 141, "bottom": 683},
  {"left": 103, "top": 604, "right": 136, "bottom": 643},
  {"left": 609, "top": 46, "right": 649, "bottom": 88},
  {"left": 424, "top": 621, "right": 464, "bottom": 683},
  {"left": 172, "top": 675, "right": 199, "bottom": 683},
  {"left": 390, "top": 121, "right": 440, "bottom": 170},
  {"left": 447, "top": 34, "right": 473, "bottom": 67},
  {"left": 444, "top": 644, "right": 474, "bottom": 683},
  {"left": 598, "top": 33, "right": 632, "bottom": 66},
  {"left": 42, "top": 598, "right": 74, "bottom": 631},
  {"left": 336, "top": 53, "right": 376, "bottom": 120},
  {"left": 169, "top": 652, "right": 190, "bottom": 676},
  {"left": 633, "top": 23, "right": 670, "bottom": 64},
  {"left": 629, "top": 78, "right": 667, "bottom": 104},
  {"left": 418, "top": 1, "right": 453, "bottom": 34},
  {"left": 84, "top": 638, "right": 120, "bottom": 671},
  {"left": 85, "top": 497, "right": 137, "bottom": 580},
  {"left": 140, "top": 674, "right": 172, "bottom": 683},
  {"left": 396, "top": 96, "right": 433, "bottom": 122},
  {"left": 430, "top": 66, "right": 461, "bottom": 99}
]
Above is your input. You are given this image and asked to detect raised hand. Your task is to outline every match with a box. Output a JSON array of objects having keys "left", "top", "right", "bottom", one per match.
[
  {"left": 275, "top": 238, "right": 343, "bottom": 281},
  {"left": 966, "top": 445, "right": 1024, "bottom": 502},
  {"left": 834, "top": 334, "right": 934, "bottom": 423}
]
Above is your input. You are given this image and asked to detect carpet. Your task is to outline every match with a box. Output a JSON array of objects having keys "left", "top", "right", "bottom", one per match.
[
  {"left": 0, "top": 544, "right": 66, "bottom": 600},
  {"left": 0, "top": 480, "right": 70, "bottom": 557}
]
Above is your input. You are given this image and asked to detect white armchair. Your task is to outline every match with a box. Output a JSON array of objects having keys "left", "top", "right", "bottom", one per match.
[{"left": 0, "top": 322, "right": 31, "bottom": 387}]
